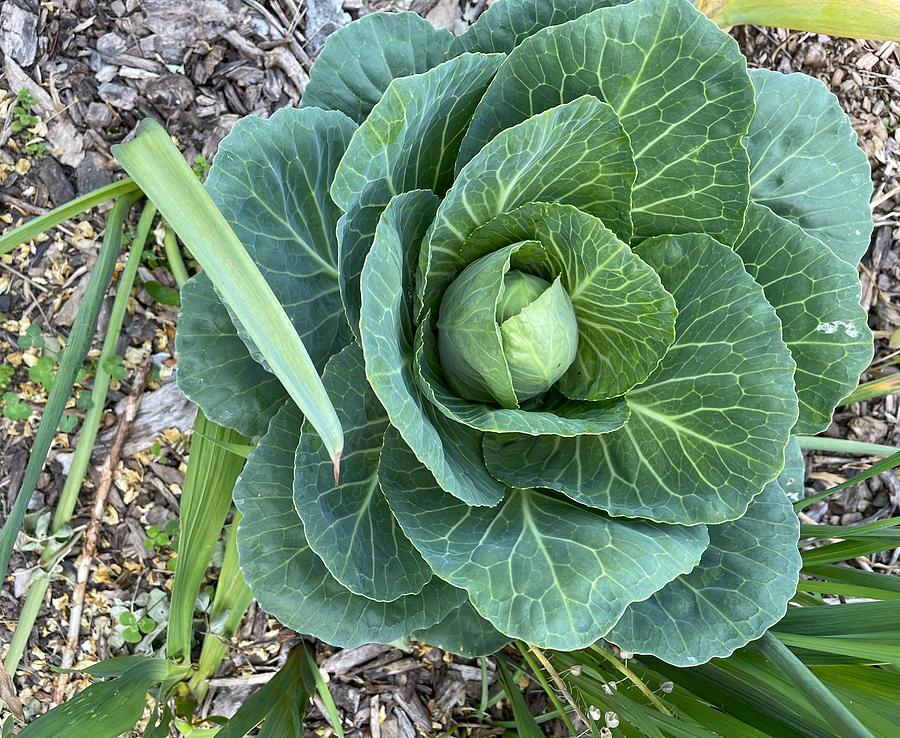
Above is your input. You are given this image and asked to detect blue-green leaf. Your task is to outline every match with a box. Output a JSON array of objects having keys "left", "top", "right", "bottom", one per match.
[{"left": 413, "top": 600, "right": 511, "bottom": 657}]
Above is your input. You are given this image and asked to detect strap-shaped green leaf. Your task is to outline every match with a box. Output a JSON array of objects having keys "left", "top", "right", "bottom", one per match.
[
  {"left": 294, "top": 344, "right": 432, "bottom": 602},
  {"left": 205, "top": 107, "right": 354, "bottom": 375},
  {"left": 234, "top": 401, "right": 464, "bottom": 648},
  {"left": 421, "top": 96, "right": 635, "bottom": 315},
  {"left": 747, "top": 69, "right": 873, "bottom": 266},
  {"left": 301, "top": 11, "right": 453, "bottom": 125},
  {"left": 450, "top": 0, "right": 629, "bottom": 54},
  {"left": 413, "top": 600, "right": 511, "bottom": 657},
  {"left": 177, "top": 274, "right": 287, "bottom": 437},
  {"left": 460, "top": 203, "right": 677, "bottom": 400},
  {"left": 733, "top": 203, "right": 872, "bottom": 435},
  {"left": 331, "top": 52, "right": 504, "bottom": 337},
  {"left": 415, "top": 318, "right": 630, "bottom": 435},
  {"left": 459, "top": 0, "right": 754, "bottom": 243},
  {"left": 607, "top": 482, "right": 801, "bottom": 666},
  {"left": 359, "top": 191, "right": 505, "bottom": 506},
  {"left": 485, "top": 235, "right": 798, "bottom": 525},
  {"left": 379, "top": 427, "right": 709, "bottom": 651}
]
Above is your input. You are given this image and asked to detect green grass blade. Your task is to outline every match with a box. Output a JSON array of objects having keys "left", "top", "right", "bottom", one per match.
[
  {"left": 496, "top": 659, "right": 544, "bottom": 738},
  {"left": 167, "top": 413, "right": 246, "bottom": 663},
  {"left": 795, "top": 436, "right": 899, "bottom": 456},
  {"left": 799, "top": 517, "right": 900, "bottom": 539},
  {"left": 162, "top": 226, "right": 190, "bottom": 288},
  {"left": 800, "top": 538, "right": 899, "bottom": 566},
  {"left": 0, "top": 178, "right": 139, "bottom": 255},
  {"left": 112, "top": 119, "right": 344, "bottom": 469},
  {"left": 773, "top": 632, "right": 900, "bottom": 664},
  {"left": 842, "top": 373, "right": 900, "bottom": 404},
  {"left": 794, "top": 449, "right": 900, "bottom": 510},
  {"left": 0, "top": 192, "right": 141, "bottom": 581},
  {"left": 304, "top": 649, "right": 344, "bottom": 738},
  {"left": 803, "top": 563, "right": 900, "bottom": 596}
]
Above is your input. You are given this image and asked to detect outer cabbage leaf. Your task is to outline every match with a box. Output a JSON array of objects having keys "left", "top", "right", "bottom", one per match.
[
  {"left": 747, "top": 69, "right": 873, "bottom": 266},
  {"left": 779, "top": 436, "right": 805, "bottom": 502},
  {"left": 177, "top": 274, "right": 287, "bottom": 437},
  {"left": 485, "top": 235, "right": 798, "bottom": 525},
  {"left": 234, "top": 401, "right": 464, "bottom": 648},
  {"left": 733, "top": 203, "right": 872, "bottom": 435},
  {"left": 301, "top": 12, "right": 453, "bottom": 124},
  {"left": 331, "top": 53, "right": 504, "bottom": 337},
  {"left": 413, "top": 600, "right": 511, "bottom": 657},
  {"left": 450, "top": 0, "right": 629, "bottom": 54},
  {"left": 380, "top": 427, "right": 709, "bottom": 650},
  {"left": 360, "top": 192, "right": 505, "bottom": 506},
  {"left": 459, "top": 0, "right": 754, "bottom": 243},
  {"left": 607, "top": 482, "right": 801, "bottom": 666},
  {"left": 294, "top": 344, "right": 432, "bottom": 602}
]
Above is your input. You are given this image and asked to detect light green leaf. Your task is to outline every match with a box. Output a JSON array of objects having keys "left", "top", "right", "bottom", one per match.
[
  {"left": 747, "top": 69, "right": 873, "bottom": 266},
  {"left": 450, "top": 0, "right": 629, "bottom": 54},
  {"left": 413, "top": 600, "right": 511, "bottom": 657},
  {"left": 301, "top": 11, "right": 453, "bottom": 124},
  {"left": 461, "top": 203, "right": 677, "bottom": 400},
  {"left": 234, "top": 401, "right": 464, "bottom": 648},
  {"left": 779, "top": 436, "right": 805, "bottom": 502},
  {"left": 331, "top": 52, "right": 504, "bottom": 336},
  {"left": 733, "top": 203, "right": 872, "bottom": 435},
  {"left": 459, "top": 0, "right": 754, "bottom": 242},
  {"left": 205, "top": 107, "right": 354, "bottom": 375},
  {"left": 485, "top": 235, "right": 798, "bottom": 525},
  {"left": 177, "top": 274, "right": 287, "bottom": 437},
  {"left": 421, "top": 95, "right": 635, "bottom": 315},
  {"left": 607, "top": 482, "right": 801, "bottom": 666},
  {"left": 294, "top": 343, "right": 432, "bottom": 602},
  {"left": 359, "top": 191, "right": 505, "bottom": 506},
  {"left": 379, "top": 427, "right": 709, "bottom": 650}
]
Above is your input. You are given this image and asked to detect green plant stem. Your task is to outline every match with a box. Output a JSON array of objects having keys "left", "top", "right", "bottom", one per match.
[
  {"left": 590, "top": 644, "right": 673, "bottom": 717},
  {"left": 0, "top": 179, "right": 139, "bottom": 255},
  {"left": 0, "top": 193, "right": 141, "bottom": 581},
  {"left": 516, "top": 645, "right": 580, "bottom": 735},
  {"left": 796, "top": 436, "right": 898, "bottom": 456},
  {"left": 697, "top": 0, "right": 900, "bottom": 41},
  {"left": 50, "top": 202, "right": 157, "bottom": 534},
  {"left": 755, "top": 632, "right": 873, "bottom": 738},
  {"left": 2, "top": 570, "right": 49, "bottom": 675},
  {"left": 186, "top": 516, "right": 253, "bottom": 699},
  {"left": 163, "top": 226, "right": 190, "bottom": 288}
]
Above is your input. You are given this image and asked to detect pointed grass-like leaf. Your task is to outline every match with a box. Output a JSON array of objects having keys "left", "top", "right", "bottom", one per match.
[
  {"left": 747, "top": 69, "right": 873, "bottom": 266},
  {"left": 301, "top": 11, "right": 453, "bottom": 124},
  {"left": 177, "top": 274, "right": 287, "bottom": 437},
  {"left": 733, "top": 202, "right": 872, "bottom": 435},
  {"left": 461, "top": 203, "right": 676, "bottom": 400},
  {"left": 234, "top": 401, "right": 463, "bottom": 648},
  {"left": 413, "top": 600, "right": 511, "bottom": 657},
  {"left": 459, "top": 0, "right": 754, "bottom": 243},
  {"left": 607, "top": 482, "right": 801, "bottom": 666},
  {"left": 331, "top": 52, "right": 504, "bottom": 337},
  {"left": 113, "top": 119, "right": 344, "bottom": 467},
  {"left": 450, "top": 0, "right": 628, "bottom": 54},
  {"left": 379, "top": 427, "right": 709, "bottom": 650},
  {"left": 359, "top": 191, "right": 505, "bottom": 506},
  {"left": 485, "top": 235, "right": 798, "bottom": 525},
  {"left": 421, "top": 95, "right": 636, "bottom": 314},
  {"left": 294, "top": 344, "right": 431, "bottom": 602}
]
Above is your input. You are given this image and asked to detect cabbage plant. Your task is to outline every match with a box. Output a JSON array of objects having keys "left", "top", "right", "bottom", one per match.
[{"left": 176, "top": 0, "right": 873, "bottom": 665}]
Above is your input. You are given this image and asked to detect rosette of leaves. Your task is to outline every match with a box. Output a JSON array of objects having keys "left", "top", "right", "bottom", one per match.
[{"left": 176, "top": 0, "right": 873, "bottom": 665}]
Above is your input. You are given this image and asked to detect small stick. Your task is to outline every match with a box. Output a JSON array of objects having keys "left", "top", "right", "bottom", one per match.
[
  {"left": 528, "top": 645, "right": 590, "bottom": 727},
  {"left": 53, "top": 360, "right": 152, "bottom": 704}
]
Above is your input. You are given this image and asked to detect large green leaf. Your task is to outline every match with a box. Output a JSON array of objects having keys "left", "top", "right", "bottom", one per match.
[
  {"left": 746, "top": 69, "right": 873, "bottom": 266},
  {"left": 379, "top": 427, "right": 709, "bottom": 650},
  {"left": 301, "top": 11, "right": 453, "bottom": 124},
  {"left": 460, "top": 203, "right": 677, "bottom": 400},
  {"left": 779, "top": 436, "right": 805, "bottom": 502},
  {"left": 413, "top": 600, "right": 511, "bottom": 657},
  {"left": 360, "top": 191, "right": 505, "bottom": 506},
  {"left": 459, "top": 0, "right": 754, "bottom": 243},
  {"left": 733, "top": 203, "right": 872, "bottom": 435},
  {"left": 294, "top": 344, "right": 432, "bottom": 602},
  {"left": 176, "top": 274, "right": 287, "bottom": 437},
  {"left": 607, "top": 482, "right": 801, "bottom": 666},
  {"left": 421, "top": 95, "right": 635, "bottom": 315},
  {"left": 204, "top": 107, "right": 354, "bottom": 374},
  {"left": 485, "top": 235, "right": 798, "bottom": 525},
  {"left": 234, "top": 401, "right": 464, "bottom": 647},
  {"left": 331, "top": 52, "right": 503, "bottom": 336},
  {"left": 450, "top": 0, "right": 629, "bottom": 54}
]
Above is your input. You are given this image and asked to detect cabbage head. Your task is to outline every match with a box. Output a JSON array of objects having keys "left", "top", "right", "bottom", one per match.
[{"left": 176, "top": 0, "right": 874, "bottom": 665}]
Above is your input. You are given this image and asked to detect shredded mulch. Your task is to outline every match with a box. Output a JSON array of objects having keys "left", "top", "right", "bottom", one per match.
[{"left": 1, "top": 2, "right": 898, "bottom": 735}]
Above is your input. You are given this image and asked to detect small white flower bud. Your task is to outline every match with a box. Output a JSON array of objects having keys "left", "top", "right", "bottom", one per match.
[
  {"left": 605, "top": 711, "right": 619, "bottom": 728},
  {"left": 660, "top": 680, "right": 674, "bottom": 694},
  {"left": 588, "top": 705, "right": 603, "bottom": 721}
]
